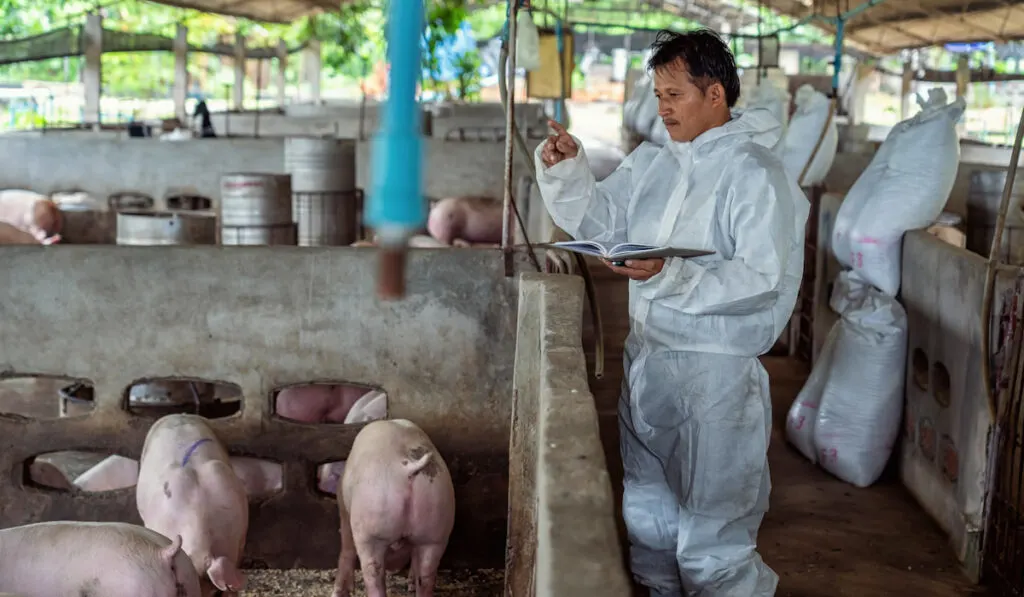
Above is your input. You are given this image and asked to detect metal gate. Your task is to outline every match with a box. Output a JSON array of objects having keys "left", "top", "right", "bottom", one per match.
[{"left": 983, "top": 276, "right": 1024, "bottom": 595}]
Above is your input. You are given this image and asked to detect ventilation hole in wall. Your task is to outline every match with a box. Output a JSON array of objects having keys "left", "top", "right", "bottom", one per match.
[
  {"left": 0, "top": 376, "right": 94, "bottom": 419},
  {"left": 932, "top": 361, "right": 952, "bottom": 408},
  {"left": 273, "top": 382, "right": 388, "bottom": 425},
  {"left": 125, "top": 379, "right": 242, "bottom": 419},
  {"left": 165, "top": 194, "right": 212, "bottom": 211},
  {"left": 26, "top": 452, "right": 138, "bottom": 492},
  {"left": 911, "top": 348, "right": 929, "bottom": 392},
  {"left": 316, "top": 460, "right": 347, "bottom": 497},
  {"left": 229, "top": 457, "right": 284, "bottom": 501}
]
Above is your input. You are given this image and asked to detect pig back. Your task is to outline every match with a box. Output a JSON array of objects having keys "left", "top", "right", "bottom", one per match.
[{"left": 140, "top": 414, "right": 228, "bottom": 465}]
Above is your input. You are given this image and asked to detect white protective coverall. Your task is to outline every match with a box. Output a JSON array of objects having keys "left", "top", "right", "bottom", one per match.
[{"left": 535, "top": 107, "right": 809, "bottom": 597}]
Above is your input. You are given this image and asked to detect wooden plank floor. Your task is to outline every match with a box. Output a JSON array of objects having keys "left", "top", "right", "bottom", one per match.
[{"left": 578, "top": 259, "right": 985, "bottom": 597}]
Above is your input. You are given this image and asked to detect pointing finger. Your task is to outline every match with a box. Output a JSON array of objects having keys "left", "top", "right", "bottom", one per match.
[{"left": 547, "top": 119, "right": 567, "bottom": 136}]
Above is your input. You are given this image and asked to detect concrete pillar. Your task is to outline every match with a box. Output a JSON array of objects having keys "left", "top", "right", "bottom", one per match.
[
  {"left": 955, "top": 54, "right": 969, "bottom": 136},
  {"left": 303, "top": 39, "right": 322, "bottom": 102},
  {"left": 83, "top": 13, "right": 102, "bottom": 124},
  {"left": 234, "top": 32, "right": 245, "bottom": 110},
  {"left": 901, "top": 59, "right": 913, "bottom": 121},
  {"left": 276, "top": 40, "right": 288, "bottom": 107},
  {"left": 847, "top": 62, "right": 873, "bottom": 125},
  {"left": 173, "top": 24, "right": 188, "bottom": 122}
]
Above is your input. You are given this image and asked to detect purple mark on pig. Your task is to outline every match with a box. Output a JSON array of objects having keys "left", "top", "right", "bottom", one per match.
[{"left": 181, "top": 438, "right": 213, "bottom": 467}]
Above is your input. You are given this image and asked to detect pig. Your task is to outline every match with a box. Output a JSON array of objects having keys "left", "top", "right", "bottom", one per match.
[
  {"left": 0, "top": 521, "right": 202, "bottom": 597},
  {"left": 73, "top": 454, "right": 139, "bottom": 492},
  {"left": 426, "top": 196, "right": 503, "bottom": 246},
  {"left": 275, "top": 384, "right": 382, "bottom": 424},
  {"left": 137, "top": 414, "right": 249, "bottom": 597},
  {"left": 0, "top": 189, "right": 62, "bottom": 242},
  {"left": 332, "top": 419, "right": 455, "bottom": 597},
  {"left": 229, "top": 456, "right": 284, "bottom": 498}
]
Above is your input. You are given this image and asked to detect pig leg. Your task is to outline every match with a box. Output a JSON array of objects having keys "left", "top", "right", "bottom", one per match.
[
  {"left": 354, "top": 538, "right": 390, "bottom": 597},
  {"left": 410, "top": 543, "right": 446, "bottom": 597},
  {"left": 332, "top": 502, "right": 358, "bottom": 597}
]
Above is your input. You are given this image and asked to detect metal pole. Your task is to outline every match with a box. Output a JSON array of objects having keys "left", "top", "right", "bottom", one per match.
[{"left": 501, "top": 0, "right": 521, "bottom": 276}]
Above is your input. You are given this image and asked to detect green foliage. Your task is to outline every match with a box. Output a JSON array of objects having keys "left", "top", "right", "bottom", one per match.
[
  {"left": 308, "top": 5, "right": 387, "bottom": 79},
  {"left": 422, "top": 0, "right": 469, "bottom": 98},
  {"left": 453, "top": 48, "right": 482, "bottom": 100}
]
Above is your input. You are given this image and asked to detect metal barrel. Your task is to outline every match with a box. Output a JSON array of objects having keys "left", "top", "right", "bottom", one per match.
[
  {"left": 219, "top": 173, "right": 297, "bottom": 246},
  {"left": 284, "top": 137, "right": 358, "bottom": 246},
  {"left": 220, "top": 224, "right": 297, "bottom": 245},
  {"left": 220, "top": 173, "right": 294, "bottom": 227},
  {"left": 116, "top": 210, "right": 217, "bottom": 246},
  {"left": 966, "top": 169, "right": 1024, "bottom": 264}
]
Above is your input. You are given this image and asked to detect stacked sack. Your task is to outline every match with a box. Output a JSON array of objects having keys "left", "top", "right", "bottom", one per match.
[
  {"left": 622, "top": 75, "right": 671, "bottom": 146},
  {"left": 744, "top": 81, "right": 791, "bottom": 151},
  {"left": 832, "top": 88, "right": 966, "bottom": 296},
  {"left": 785, "top": 87, "right": 965, "bottom": 488},
  {"left": 778, "top": 84, "right": 838, "bottom": 187}
]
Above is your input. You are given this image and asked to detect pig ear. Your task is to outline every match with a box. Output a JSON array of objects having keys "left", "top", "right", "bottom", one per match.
[
  {"left": 161, "top": 534, "right": 182, "bottom": 563},
  {"left": 208, "top": 556, "right": 247, "bottom": 592}
]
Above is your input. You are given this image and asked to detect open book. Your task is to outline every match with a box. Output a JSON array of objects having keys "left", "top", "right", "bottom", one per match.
[{"left": 542, "top": 240, "right": 714, "bottom": 263}]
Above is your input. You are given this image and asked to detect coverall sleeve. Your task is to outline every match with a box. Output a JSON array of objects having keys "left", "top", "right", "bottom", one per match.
[
  {"left": 648, "top": 161, "right": 798, "bottom": 316},
  {"left": 533, "top": 134, "right": 635, "bottom": 243}
]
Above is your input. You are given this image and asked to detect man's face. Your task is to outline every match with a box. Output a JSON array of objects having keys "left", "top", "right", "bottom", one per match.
[{"left": 653, "top": 59, "right": 725, "bottom": 143}]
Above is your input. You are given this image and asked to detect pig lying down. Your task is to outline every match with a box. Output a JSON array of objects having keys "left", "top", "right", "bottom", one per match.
[
  {"left": 0, "top": 189, "right": 62, "bottom": 243},
  {"left": 426, "top": 196, "right": 503, "bottom": 247},
  {"left": 0, "top": 521, "right": 201, "bottom": 597},
  {"left": 333, "top": 419, "right": 456, "bottom": 597},
  {"left": 137, "top": 414, "right": 249, "bottom": 597}
]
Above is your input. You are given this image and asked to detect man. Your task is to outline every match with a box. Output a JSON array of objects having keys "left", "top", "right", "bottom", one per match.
[{"left": 534, "top": 29, "right": 809, "bottom": 597}]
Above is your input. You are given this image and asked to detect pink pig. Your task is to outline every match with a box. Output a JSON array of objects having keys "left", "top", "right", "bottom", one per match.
[
  {"left": 426, "top": 196, "right": 503, "bottom": 246},
  {"left": 0, "top": 521, "right": 201, "bottom": 597},
  {"left": 137, "top": 414, "right": 249, "bottom": 597},
  {"left": 333, "top": 419, "right": 456, "bottom": 597},
  {"left": 275, "top": 384, "right": 378, "bottom": 424}
]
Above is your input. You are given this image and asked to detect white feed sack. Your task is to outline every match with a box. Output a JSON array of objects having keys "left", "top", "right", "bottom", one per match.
[
  {"left": 832, "top": 88, "right": 965, "bottom": 296},
  {"left": 805, "top": 270, "right": 908, "bottom": 488},
  {"left": 779, "top": 85, "right": 838, "bottom": 187},
  {"left": 785, "top": 323, "right": 840, "bottom": 464}
]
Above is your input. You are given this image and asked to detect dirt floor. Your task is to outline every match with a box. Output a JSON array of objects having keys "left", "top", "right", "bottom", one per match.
[
  {"left": 579, "top": 258, "right": 986, "bottom": 597},
  {"left": 241, "top": 568, "right": 504, "bottom": 596}
]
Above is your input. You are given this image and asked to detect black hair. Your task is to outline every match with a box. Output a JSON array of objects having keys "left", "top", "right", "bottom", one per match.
[{"left": 646, "top": 28, "right": 741, "bottom": 108}]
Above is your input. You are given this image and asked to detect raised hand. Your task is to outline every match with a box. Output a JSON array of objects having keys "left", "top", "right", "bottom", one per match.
[{"left": 541, "top": 119, "right": 579, "bottom": 167}]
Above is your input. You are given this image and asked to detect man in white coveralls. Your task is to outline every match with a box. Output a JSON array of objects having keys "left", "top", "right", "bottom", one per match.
[{"left": 534, "top": 28, "right": 809, "bottom": 597}]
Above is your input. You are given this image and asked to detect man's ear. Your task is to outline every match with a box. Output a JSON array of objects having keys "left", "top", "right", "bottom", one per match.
[{"left": 708, "top": 82, "right": 727, "bottom": 108}]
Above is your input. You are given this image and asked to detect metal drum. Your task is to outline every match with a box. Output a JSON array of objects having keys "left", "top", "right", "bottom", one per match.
[
  {"left": 219, "top": 173, "right": 297, "bottom": 246},
  {"left": 116, "top": 211, "right": 217, "bottom": 246},
  {"left": 966, "top": 169, "right": 1024, "bottom": 265},
  {"left": 284, "top": 137, "right": 358, "bottom": 246}
]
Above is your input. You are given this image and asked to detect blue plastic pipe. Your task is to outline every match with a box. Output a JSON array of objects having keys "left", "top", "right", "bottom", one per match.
[
  {"left": 366, "top": 0, "right": 426, "bottom": 241},
  {"left": 831, "top": 18, "right": 845, "bottom": 92}
]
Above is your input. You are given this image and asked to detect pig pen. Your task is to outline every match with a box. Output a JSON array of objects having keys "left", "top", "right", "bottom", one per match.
[{"left": 0, "top": 246, "right": 629, "bottom": 596}]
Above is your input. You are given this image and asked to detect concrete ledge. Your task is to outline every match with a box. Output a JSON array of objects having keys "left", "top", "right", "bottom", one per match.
[{"left": 507, "top": 273, "right": 630, "bottom": 597}]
